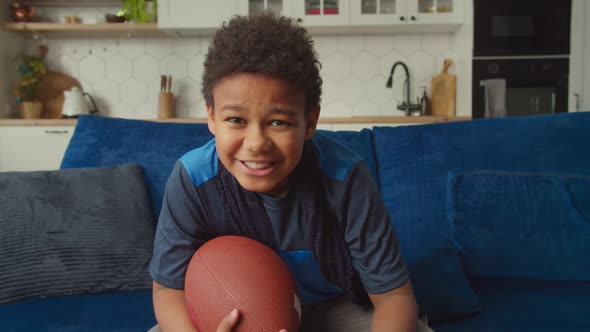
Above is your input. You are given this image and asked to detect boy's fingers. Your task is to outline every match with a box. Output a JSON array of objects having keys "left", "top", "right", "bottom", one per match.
[{"left": 216, "top": 309, "right": 240, "bottom": 332}]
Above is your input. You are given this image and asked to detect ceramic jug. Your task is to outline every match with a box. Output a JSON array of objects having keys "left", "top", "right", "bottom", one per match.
[{"left": 62, "top": 87, "right": 98, "bottom": 118}]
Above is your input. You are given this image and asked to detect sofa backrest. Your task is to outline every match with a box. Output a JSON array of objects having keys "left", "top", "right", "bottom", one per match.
[
  {"left": 316, "top": 129, "right": 379, "bottom": 183},
  {"left": 373, "top": 112, "right": 590, "bottom": 285},
  {"left": 61, "top": 116, "right": 379, "bottom": 221},
  {"left": 61, "top": 116, "right": 214, "bottom": 219}
]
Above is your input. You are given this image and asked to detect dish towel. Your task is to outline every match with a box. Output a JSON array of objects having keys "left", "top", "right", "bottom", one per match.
[{"left": 480, "top": 78, "right": 507, "bottom": 118}]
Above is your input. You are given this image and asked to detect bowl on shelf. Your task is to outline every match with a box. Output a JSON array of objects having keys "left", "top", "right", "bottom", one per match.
[
  {"left": 10, "top": 3, "right": 36, "bottom": 22},
  {"left": 105, "top": 14, "right": 126, "bottom": 23}
]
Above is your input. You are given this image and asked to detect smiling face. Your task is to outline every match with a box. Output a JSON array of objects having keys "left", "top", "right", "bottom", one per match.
[{"left": 207, "top": 73, "right": 320, "bottom": 197}]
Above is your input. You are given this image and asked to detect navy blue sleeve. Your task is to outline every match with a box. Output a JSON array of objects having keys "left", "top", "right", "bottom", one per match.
[
  {"left": 341, "top": 163, "right": 409, "bottom": 294},
  {"left": 148, "top": 161, "right": 210, "bottom": 289}
]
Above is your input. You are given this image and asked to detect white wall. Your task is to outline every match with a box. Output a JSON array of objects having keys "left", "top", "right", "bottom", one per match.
[
  {"left": 0, "top": 1, "right": 24, "bottom": 117},
  {"left": 13, "top": 4, "right": 473, "bottom": 119},
  {"left": 581, "top": 1, "right": 590, "bottom": 111},
  {"left": 565, "top": 0, "right": 590, "bottom": 112},
  {"left": 450, "top": 0, "right": 473, "bottom": 118}
]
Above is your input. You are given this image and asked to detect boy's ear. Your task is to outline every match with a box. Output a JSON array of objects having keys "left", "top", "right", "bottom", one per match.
[
  {"left": 206, "top": 104, "right": 216, "bottom": 136},
  {"left": 305, "top": 106, "right": 321, "bottom": 140}
]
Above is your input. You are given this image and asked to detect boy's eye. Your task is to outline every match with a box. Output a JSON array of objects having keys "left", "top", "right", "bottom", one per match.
[
  {"left": 270, "top": 120, "right": 289, "bottom": 127},
  {"left": 227, "top": 117, "right": 245, "bottom": 124}
]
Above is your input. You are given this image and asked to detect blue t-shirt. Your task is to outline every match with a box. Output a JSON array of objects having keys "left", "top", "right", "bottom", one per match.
[{"left": 149, "top": 133, "right": 408, "bottom": 304}]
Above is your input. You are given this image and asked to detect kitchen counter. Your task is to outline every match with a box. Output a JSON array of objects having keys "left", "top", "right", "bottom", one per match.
[{"left": 0, "top": 116, "right": 471, "bottom": 126}]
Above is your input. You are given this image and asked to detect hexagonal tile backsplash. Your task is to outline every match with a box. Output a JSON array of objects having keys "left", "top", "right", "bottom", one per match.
[{"left": 23, "top": 6, "right": 460, "bottom": 119}]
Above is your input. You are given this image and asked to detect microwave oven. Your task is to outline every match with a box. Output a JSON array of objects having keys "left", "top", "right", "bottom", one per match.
[{"left": 474, "top": 0, "right": 571, "bottom": 57}]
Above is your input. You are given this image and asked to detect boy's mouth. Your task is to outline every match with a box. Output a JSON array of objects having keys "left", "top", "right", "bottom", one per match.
[
  {"left": 239, "top": 160, "right": 278, "bottom": 176},
  {"left": 242, "top": 161, "right": 274, "bottom": 169}
]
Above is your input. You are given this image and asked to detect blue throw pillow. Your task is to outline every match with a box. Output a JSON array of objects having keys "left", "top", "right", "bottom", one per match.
[
  {"left": 60, "top": 116, "right": 214, "bottom": 220},
  {"left": 448, "top": 170, "right": 590, "bottom": 281}
]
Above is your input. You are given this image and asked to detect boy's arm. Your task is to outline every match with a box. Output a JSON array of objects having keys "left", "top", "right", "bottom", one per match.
[
  {"left": 369, "top": 279, "right": 418, "bottom": 332},
  {"left": 153, "top": 281, "right": 198, "bottom": 332}
]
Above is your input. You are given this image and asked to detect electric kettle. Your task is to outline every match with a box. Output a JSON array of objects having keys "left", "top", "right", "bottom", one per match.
[{"left": 61, "top": 87, "right": 98, "bottom": 118}]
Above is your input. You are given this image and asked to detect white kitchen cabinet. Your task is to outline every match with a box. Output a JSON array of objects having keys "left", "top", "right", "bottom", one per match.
[
  {"left": 158, "top": 0, "right": 239, "bottom": 31},
  {"left": 350, "top": 0, "right": 404, "bottom": 25},
  {"left": 0, "top": 126, "right": 73, "bottom": 172},
  {"left": 158, "top": 0, "right": 462, "bottom": 35},
  {"left": 351, "top": 0, "right": 462, "bottom": 28},
  {"left": 238, "top": 0, "right": 294, "bottom": 17},
  {"left": 406, "top": 0, "right": 462, "bottom": 25},
  {"left": 293, "top": 0, "right": 351, "bottom": 26}
]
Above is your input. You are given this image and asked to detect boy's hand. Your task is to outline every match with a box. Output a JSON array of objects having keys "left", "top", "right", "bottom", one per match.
[
  {"left": 215, "top": 309, "right": 240, "bottom": 332},
  {"left": 216, "top": 309, "right": 287, "bottom": 332}
]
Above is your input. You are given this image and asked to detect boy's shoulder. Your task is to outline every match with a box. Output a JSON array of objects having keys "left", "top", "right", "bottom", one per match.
[
  {"left": 179, "top": 138, "right": 218, "bottom": 187},
  {"left": 312, "top": 133, "right": 364, "bottom": 182}
]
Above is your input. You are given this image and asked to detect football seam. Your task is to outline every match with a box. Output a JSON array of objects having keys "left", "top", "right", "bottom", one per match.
[{"left": 198, "top": 252, "right": 243, "bottom": 311}]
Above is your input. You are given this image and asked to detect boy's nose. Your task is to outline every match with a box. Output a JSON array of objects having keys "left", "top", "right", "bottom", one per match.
[{"left": 243, "top": 126, "right": 271, "bottom": 152}]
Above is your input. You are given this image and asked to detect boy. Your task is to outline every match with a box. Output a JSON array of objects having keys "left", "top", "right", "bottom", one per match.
[{"left": 149, "top": 12, "right": 427, "bottom": 332}]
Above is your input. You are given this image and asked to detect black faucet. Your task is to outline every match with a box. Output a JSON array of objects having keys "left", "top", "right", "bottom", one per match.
[{"left": 386, "top": 61, "right": 421, "bottom": 116}]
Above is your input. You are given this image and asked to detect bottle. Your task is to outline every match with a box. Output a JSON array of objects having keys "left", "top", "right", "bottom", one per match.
[{"left": 420, "top": 87, "right": 431, "bottom": 116}]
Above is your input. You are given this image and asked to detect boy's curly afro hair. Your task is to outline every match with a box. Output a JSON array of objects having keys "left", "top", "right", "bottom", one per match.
[{"left": 202, "top": 12, "right": 322, "bottom": 114}]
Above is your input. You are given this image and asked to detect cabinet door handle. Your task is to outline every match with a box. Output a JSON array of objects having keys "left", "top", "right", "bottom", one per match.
[
  {"left": 411, "top": 16, "right": 417, "bottom": 21},
  {"left": 400, "top": 16, "right": 405, "bottom": 21},
  {"left": 574, "top": 93, "right": 580, "bottom": 111},
  {"left": 44, "top": 130, "right": 69, "bottom": 135},
  {"left": 297, "top": 17, "right": 303, "bottom": 23}
]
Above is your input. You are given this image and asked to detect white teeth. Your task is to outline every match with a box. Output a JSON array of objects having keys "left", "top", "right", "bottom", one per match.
[{"left": 243, "top": 161, "right": 272, "bottom": 169}]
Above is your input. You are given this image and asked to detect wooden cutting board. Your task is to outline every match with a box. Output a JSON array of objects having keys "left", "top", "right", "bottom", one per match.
[
  {"left": 32, "top": 44, "right": 82, "bottom": 119},
  {"left": 36, "top": 71, "right": 82, "bottom": 119},
  {"left": 430, "top": 59, "right": 456, "bottom": 117}
]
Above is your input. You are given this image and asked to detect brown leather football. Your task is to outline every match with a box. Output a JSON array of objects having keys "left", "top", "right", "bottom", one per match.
[{"left": 185, "top": 235, "right": 301, "bottom": 332}]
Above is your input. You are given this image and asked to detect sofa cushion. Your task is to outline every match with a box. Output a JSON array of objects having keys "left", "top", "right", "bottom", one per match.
[
  {"left": 371, "top": 112, "right": 590, "bottom": 321},
  {"left": 448, "top": 171, "right": 590, "bottom": 281},
  {"left": 60, "top": 116, "right": 214, "bottom": 220},
  {"left": 432, "top": 279, "right": 590, "bottom": 332},
  {"left": 0, "top": 164, "right": 155, "bottom": 304},
  {"left": 0, "top": 290, "right": 156, "bottom": 332},
  {"left": 372, "top": 128, "right": 480, "bottom": 321}
]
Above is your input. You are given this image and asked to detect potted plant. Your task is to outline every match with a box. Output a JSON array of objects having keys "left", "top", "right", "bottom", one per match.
[
  {"left": 121, "top": 0, "right": 157, "bottom": 23},
  {"left": 14, "top": 53, "right": 46, "bottom": 119}
]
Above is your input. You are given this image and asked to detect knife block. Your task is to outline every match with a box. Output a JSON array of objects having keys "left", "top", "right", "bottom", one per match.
[{"left": 158, "top": 92, "right": 175, "bottom": 119}]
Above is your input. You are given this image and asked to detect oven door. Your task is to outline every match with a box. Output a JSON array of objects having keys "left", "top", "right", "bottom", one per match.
[
  {"left": 474, "top": 0, "right": 571, "bottom": 56},
  {"left": 472, "top": 58, "right": 569, "bottom": 119}
]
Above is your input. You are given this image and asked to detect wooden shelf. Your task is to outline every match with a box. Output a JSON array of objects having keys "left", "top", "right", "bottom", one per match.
[
  {"left": 15, "top": 1, "right": 122, "bottom": 6},
  {"left": 0, "top": 22, "right": 167, "bottom": 38},
  {"left": 0, "top": 116, "right": 471, "bottom": 126}
]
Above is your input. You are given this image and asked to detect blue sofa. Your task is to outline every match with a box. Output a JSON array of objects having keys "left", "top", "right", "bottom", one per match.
[{"left": 1, "top": 112, "right": 589, "bottom": 331}]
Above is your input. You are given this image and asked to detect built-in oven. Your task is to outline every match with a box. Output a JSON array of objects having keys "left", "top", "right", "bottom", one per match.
[
  {"left": 472, "top": 57, "right": 569, "bottom": 119},
  {"left": 474, "top": 0, "right": 571, "bottom": 57},
  {"left": 472, "top": 0, "right": 571, "bottom": 118}
]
